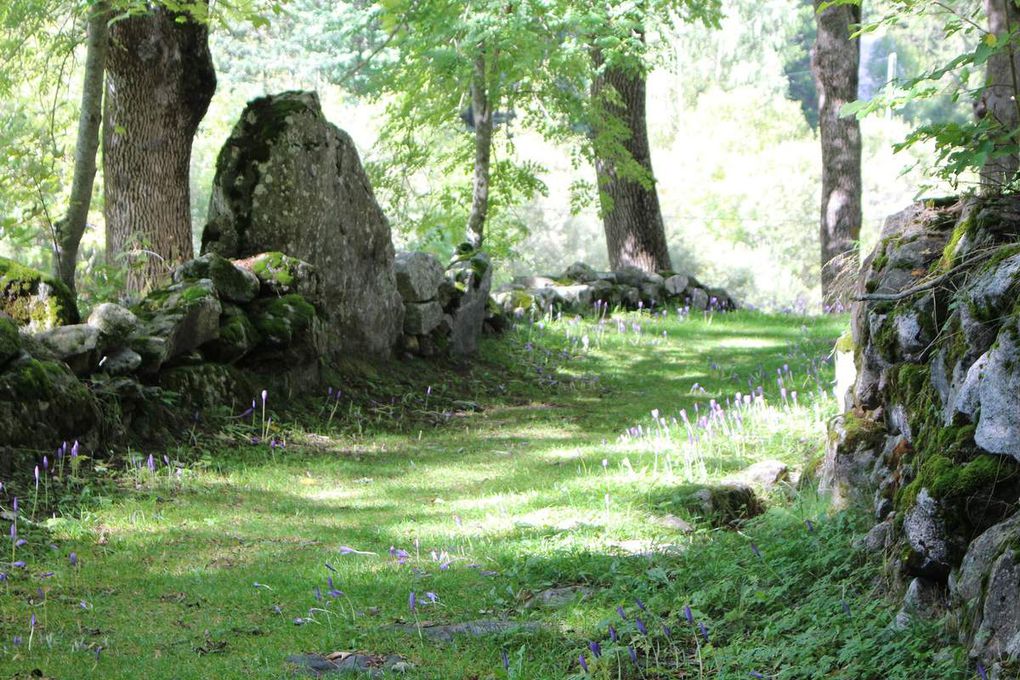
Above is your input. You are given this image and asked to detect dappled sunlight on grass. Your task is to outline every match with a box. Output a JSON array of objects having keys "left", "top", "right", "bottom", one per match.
[{"left": 2, "top": 311, "right": 968, "bottom": 679}]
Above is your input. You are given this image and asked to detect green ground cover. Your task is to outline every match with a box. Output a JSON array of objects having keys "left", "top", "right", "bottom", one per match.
[{"left": 0, "top": 310, "right": 969, "bottom": 678}]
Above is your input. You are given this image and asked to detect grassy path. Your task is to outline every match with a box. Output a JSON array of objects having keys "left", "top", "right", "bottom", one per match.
[{"left": 1, "top": 311, "right": 968, "bottom": 678}]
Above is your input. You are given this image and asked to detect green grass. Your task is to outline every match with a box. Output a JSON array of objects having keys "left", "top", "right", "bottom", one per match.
[{"left": 0, "top": 310, "right": 969, "bottom": 678}]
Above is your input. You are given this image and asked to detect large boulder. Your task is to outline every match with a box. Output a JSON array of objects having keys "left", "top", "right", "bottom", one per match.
[
  {"left": 0, "top": 257, "right": 78, "bottom": 331},
  {"left": 201, "top": 91, "right": 403, "bottom": 357},
  {"left": 0, "top": 314, "right": 21, "bottom": 367}
]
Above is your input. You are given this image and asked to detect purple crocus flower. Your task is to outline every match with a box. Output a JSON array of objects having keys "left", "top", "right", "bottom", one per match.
[
  {"left": 977, "top": 661, "right": 988, "bottom": 680},
  {"left": 338, "top": 545, "right": 376, "bottom": 556},
  {"left": 684, "top": 605, "right": 694, "bottom": 624},
  {"left": 750, "top": 543, "right": 762, "bottom": 559},
  {"left": 34, "top": 466, "right": 39, "bottom": 485},
  {"left": 15, "top": 539, "right": 26, "bottom": 547},
  {"left": 608, "top": 624, "right": 618, "bottom": 642},
  {"left": 12, "top": 497, "right": 17, "bottom": 513},
  {"left": 588, "top": 641, "right": 602, "bottom": 658},
  {"left": 409, "top": 591, "right": 417, "bottom": 612},
  {"left": 662, "top": 623, "right": 673, "bottom": 637},
  {"left": 313, "top": 586, "right": 322, "bottom": 602},
  {"left": 635, "top": 597, "right": 647, "bottom": 611},
  {"left": 425, "top": 592, "right": 439, "bottom": 603},
  {"left": 30, "top": 613, "right": 35, "bottom": 628},
  {"left": 578, "top": 654, "right": 589, "bottom": 672},
  {"left": 635, "top": 617, "right": 648, "bottom": 635},
  {"left": 147, "top": 454, "right": 156, "bottom": 473},
  {"left": 501, "top": 649, "right": 510, "bottom": 671},
  {"left": 699, "top": 622, "right": 710, "bottom": 643},
  {"left": 71, "top": 441, "right": 79, "bottom": 458},
  {"left": 12, "top": 635, "right": 21, "bottom": 646},
  {"left": 42, "top": 455, "right": 48, "bottom": 471},
  {"left": 750, "top": 673, "right": 765, "bottom": 679},
  {"left": 804, "top": 519, "right": 815, "bottom": 533},
  {"left": 13, "top": 561, "right": 25, "bottom": 568},
  {"left": 616, "top": 605, "right": 627, "bottom": 620},
  {"left": 627, "top": 646, "right": 638, "bottom": 664},
  {"left": 261, "top": 389, "right": 268, "bottom": 406}
]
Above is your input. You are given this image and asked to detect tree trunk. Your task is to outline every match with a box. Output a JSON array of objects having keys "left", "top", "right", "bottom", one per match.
[
  {"left": 52, "top": 1, "right": 109, "bottom": 300},
  {"left": 103, "top": 3, "right": 216, "bottom": 294},
  {"left": 980, "top": 0, "right": 1020, "bottom": 192},
  {"left": 811, "top": 0, "right": 862, "bottom": 308},
  {"left": 466, "top": 51, "right": 493, "bottom": 250},
  {"left": 591, "top": 46, "right": 672, "bottom": 274}
]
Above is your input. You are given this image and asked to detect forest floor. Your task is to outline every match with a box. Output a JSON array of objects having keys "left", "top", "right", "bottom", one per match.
[{"left": 0, "top": 311, "right": 970, "bottom": 679}]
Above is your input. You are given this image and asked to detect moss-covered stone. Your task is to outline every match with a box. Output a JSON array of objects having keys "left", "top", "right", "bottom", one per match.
[
  {"left": 0, "top": 315, "right": 20, "bottom": 366},
  {"left": 250, "top": 293, "right": 316, "bottom": 347},
  {"left": 0, "top": 256, "right": 79, "bottom": 331},
  {"left": 202, "top": 305, "right": 261, "bottom": 363},
  {"left": 173, "top": 253, "right": 260, "bottom": 303}
]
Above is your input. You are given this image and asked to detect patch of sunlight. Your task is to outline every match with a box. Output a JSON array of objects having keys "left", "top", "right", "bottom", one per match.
[{"left": 715, "top": 336, "right": 784, "bottom": 349}]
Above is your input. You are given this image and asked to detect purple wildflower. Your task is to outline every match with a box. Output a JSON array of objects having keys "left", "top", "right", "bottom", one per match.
[
  {"left": 662, "top": 623, "right": 673, "bottom": 637},
  {"left": 804, "top": 519, "right": 815, "bottom": 533},
  {"left": 750, "top": 543, "right": 762, "bottom": 559},
  {"left": 34, "top": 466, "right": 39, "bottom": 485},
  {"left": 635, "top": 597, "right": 647, "bottom": 611},
  {"left": 12, "top": 497, "right": 17, "bottom": 513},
  {"left": 15, "top": 538, "right": 26, "bottom": 547},
  {"left": 313, "top": 586, "right": 322, "bottom": 601},
  {"left": 627, "top": 646, "right": 638, "bottom": 665},
  {"left": 43, "top": 455, "right": 48, "bottom": 471},
  {"left": 751, "top": 672, "right": 765, "bottom": 679},
  {"left": 12, "top": 561, "right": 25, "bottom": 568},
  {"left": 616, "top": 605, "right": 627, "bottom": 620},
  {"left": 588, "top": 641, "right": 602, "bottom": 658},
  {"left": 684, "top": 605, "right": 694, "bottom": 624},
  {"left": 409, "top": 591, "right": 417, "bottom": 612},
  {"left": 147, "top": 454, "right": 156, "bottom": 473},
  {"left": 699, "top": 622, "right": 710, "bottom": 643},
  {"left": 578, "top": 654, "right": 589, "bottom": 672},
  {"left": 30, "top": 613, "right": 35, "bottom": 628},
  {"left": 261, "top": 389, "right": 268, "bottom": 406},
  {"left": 841, "top": 600, "right": 852, "bottom": 618},
  {"left": 608, "top": 624, "right": 618, "bottom": 642},
  {"left": 977, "top": 661, "right": 988, "bottom": 680},
  {"left": 501, "top": 649, "right": 510, "bottom": 671},
  {"left": 635, "top": 617, "right": 648, "bottom": 635},
  {"left": 12, "top": 635, "right": 21, "bottom": 646},
  {"left": 424, "top": 592, "right": 439, "bottom": 603},
  {"left": 71, "top": 441, "right": 79, "bottom": 458}
]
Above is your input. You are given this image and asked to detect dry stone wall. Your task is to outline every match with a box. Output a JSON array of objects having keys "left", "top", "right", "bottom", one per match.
[{"left": 821, "top": 196, "right": 1020, "bottom": 674}]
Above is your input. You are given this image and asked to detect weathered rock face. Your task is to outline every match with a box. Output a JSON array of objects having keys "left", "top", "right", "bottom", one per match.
[
  {"left": 0, "top": 256, "right": 79, "bottom": 331},
  {"left": 201, "top": 91, "right": 403, "bottom": 357},
  {"left": 450, "top": 253, "right": 493, "bottom": 357},
  {"left": 823, "top": 195, "right": 1020, "bottom": 668},
  {"left": 494, "top": 260, "right": 736, "bottom": 316}
]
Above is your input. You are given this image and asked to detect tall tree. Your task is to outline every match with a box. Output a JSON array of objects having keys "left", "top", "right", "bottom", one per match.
[
  {"left": 52, "top": 0, "right": 109, "bottom": 299},
  {"left": 103, "top": 1, "right": 216, "bottom": 293},
  {"left": 811, "top": 0, "right": 862, "bottom": 306},
  {"left": 979, "top": 0, "right": 1020, "bottom": 191},
  {"left": 466, "top": 49, "right": 494, "bottom": 249},
  {"left": 591, "top": 36, "right": 672, "bottom": 273}
]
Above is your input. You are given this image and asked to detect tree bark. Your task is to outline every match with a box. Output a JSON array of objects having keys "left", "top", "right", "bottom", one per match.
[
  {"left": 811, "top": 0, "right": 862, "bottom": 307},
  {"left": 980, "top": 0, "right": 1020, "bottom": 192},
  {"left": 103, "top": 3, "right": 216, "bottom": 294},
  {"left": 466, "top": 51, "right": 493, "bottom": 250},
  {"left": 52, "top": 1, "right": 109, "bottom": 300},
  {"left": 591, "top": 46, "right": 672, "bottom": 274}
]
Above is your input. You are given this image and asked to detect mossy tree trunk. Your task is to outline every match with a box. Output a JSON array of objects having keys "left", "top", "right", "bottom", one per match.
[
  {"left": 811, "top": 0, "right": 862, "bottom": 307},
  {"left": 52, "top": 1, "right": 109, "bottom": 302},
  {"left": 980, "top": 0, "right": 1020, "bottom": 192},
  {"left": 103, "top": 3, "right": 216, "bottom": 294},
  {"left": 591, "top": 39, "right": 672, "bottom": 274}
]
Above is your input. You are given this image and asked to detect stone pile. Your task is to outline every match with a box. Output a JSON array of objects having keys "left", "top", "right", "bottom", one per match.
[
  {"left": 394, "top": 250, "right": 504, "bottom": 359},
  {"left": 820, "top": 196, "right": 1020, "bottom": 672},
  {"left": 0, "top": 252, "right": 324, "bottom": 470},
  {"left": 494, "top": 261, "right": 736, "bottom": 316}
]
